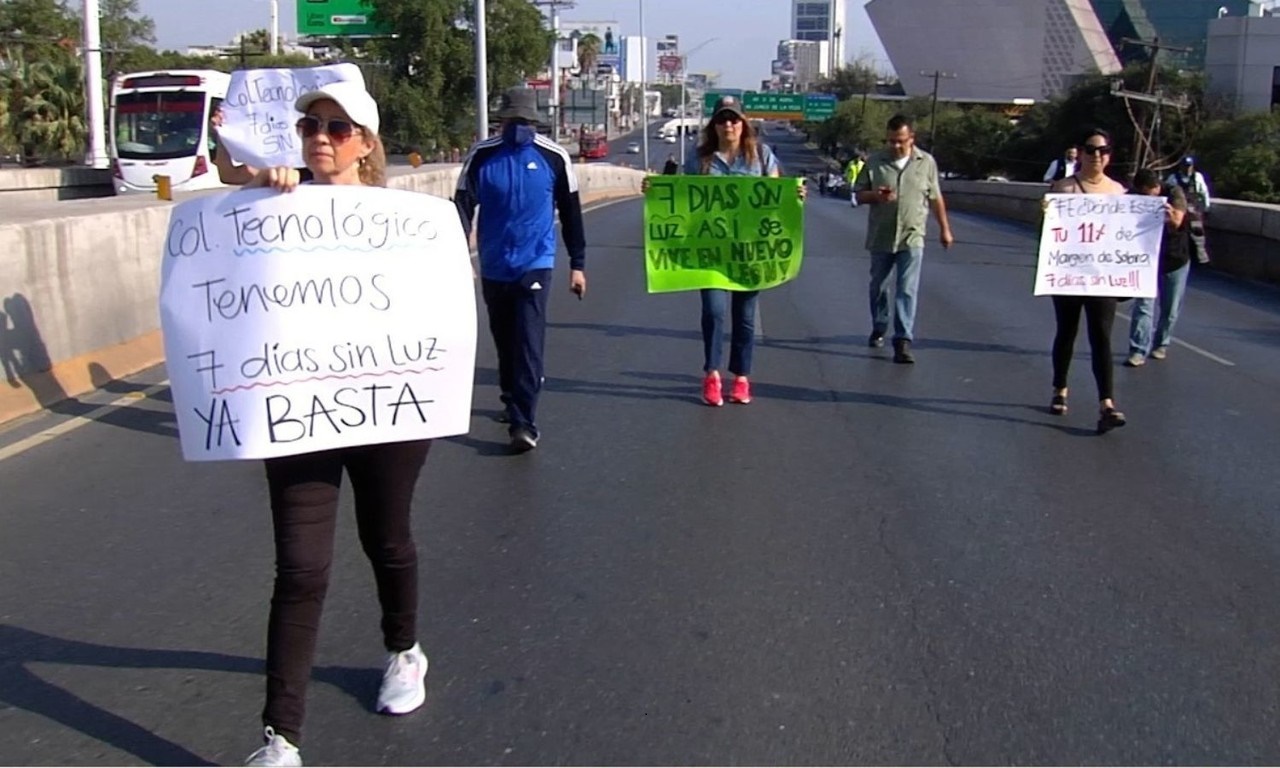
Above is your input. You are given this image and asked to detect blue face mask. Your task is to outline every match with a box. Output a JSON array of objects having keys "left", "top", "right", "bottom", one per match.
[{"left": 503, "top": 122, "right": 537, "bottom": 146}]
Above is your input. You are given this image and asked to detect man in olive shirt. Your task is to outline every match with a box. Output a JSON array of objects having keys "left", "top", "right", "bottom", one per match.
[{"left": 853, "top": 114, "right": 954, "bottom": 364}]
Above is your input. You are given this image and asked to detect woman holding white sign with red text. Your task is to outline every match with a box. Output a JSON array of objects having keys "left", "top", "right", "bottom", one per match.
[
  {"left": 1046, "top": 128, "right": 1128, "bottom": 434},
  {"left": 237, "top": 81, "right": 431, "bottom": 767}
]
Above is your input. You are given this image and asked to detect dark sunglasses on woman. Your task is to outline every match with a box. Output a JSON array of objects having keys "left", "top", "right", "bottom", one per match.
[
  {"left": 714, "top": 113, "right": 742, "bottom": 126},
  {"left": 296, "top": 116, "right": 358, "bottom": 142},
  {"left": 1080, "top": 145, "right": 1111, "bottom": 156}
]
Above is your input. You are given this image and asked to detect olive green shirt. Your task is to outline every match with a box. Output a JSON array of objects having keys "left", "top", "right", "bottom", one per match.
[{"left": 853, "top": 147, "right": 941, "bottom": 252}]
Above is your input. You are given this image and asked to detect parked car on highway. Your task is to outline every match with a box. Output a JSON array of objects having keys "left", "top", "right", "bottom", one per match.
[{"left": 626, "top": 141, "right": 640, "bottom": 154}]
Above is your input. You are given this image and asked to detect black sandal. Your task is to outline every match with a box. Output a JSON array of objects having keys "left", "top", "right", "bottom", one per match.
[
  {"left": 1049, "top": 392, "right": 1068, "bottom": 416},
  {"left": 1097, "top": 407, "right": 1127, "bottom": 434}
]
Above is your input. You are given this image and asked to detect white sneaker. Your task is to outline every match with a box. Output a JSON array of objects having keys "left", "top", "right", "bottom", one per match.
[
  {"left": 377, "top": 642, "right": 428, "bottom": 715},
  {"left": 245, "top": 727, "right": 302, "bottom": 767}
]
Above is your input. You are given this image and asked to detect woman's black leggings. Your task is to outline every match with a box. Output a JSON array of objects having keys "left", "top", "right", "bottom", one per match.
[
  {"left": 1052, "top": 295, "right": 1118, "bottom": 401},
  {"left": 261, "top": 439, "right": 431, "bottom": 745}
]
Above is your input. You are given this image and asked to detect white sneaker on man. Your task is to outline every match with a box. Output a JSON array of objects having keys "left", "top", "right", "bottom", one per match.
[
  {"left": 377, "top": 642, "right": 428, "bottom": 715},
  {"left": 244, "top": 727, "right": 302, "bottom": 767}
]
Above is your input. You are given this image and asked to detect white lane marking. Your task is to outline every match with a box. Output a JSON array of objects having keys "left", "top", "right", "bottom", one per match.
[
  {"left": 0, "top": 382, "right": 170, "bottom": 463},
  {"left": 1115, "top": 310, "right": 1236, "bottom": 367}
]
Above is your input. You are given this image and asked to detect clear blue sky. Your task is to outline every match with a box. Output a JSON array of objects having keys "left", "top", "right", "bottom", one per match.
[{"left": 139, "top": 0, "right": 892, "bottom": 89}]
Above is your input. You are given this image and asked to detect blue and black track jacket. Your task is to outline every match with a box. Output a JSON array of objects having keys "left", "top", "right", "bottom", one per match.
[{"left": 454, "top": 131, "right": 587, "bottom": 282}]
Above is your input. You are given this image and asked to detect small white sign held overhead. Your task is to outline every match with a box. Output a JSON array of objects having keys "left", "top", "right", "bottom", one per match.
[{"left": 218, "top": 64, "right": 366, "bottom": 170}]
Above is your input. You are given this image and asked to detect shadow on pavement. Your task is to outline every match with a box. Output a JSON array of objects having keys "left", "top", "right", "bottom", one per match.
[
  {"left": 0, "top": 293, "right": 175, "bottom": 439},
  {"left": 0, "top": 624, "right": 376, "bottom": 766},
  {"left": 620, "top": 370, "right": 1099, "bottom": 436}
]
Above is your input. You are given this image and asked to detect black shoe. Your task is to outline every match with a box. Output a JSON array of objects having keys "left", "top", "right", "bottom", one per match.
[
  {"left": 510, "top": 426, "right": 539, "bottom": 452},
  {"left": 1096, "top": 407, "right": 1127, "bottom": 435},
  {"left": 868, "top": 332, "right": 886, "bottom": 348},
  {"left": 892, "top": 339, "right": 915, "bottom": 364}
]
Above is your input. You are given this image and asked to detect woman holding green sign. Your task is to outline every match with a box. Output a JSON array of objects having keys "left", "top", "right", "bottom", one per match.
[{"left": 643, "top": 95, "right": 803, "bottom": 406}]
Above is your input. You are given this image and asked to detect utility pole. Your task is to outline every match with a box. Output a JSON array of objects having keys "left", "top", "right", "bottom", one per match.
[
  {"left": 1112, "top": 37, "right": 1193, "bottom": 172},
  {"left": 270, "top": 0, "right": 279, "bottom": 56},
  {"left": 476, "top": 0, "right": 489, "bottom": 141},
  {"left": 83, "top": 0, "right": 108, "bottom": 169},
  {"left": 639, "top": 0, "right": 648, "bottom": 172},
  {"left": 920, "top": 69, "right": 955, "bottom": 151},
  {"left": 532, "top": 1, "right": 576, "bottom": 144}
]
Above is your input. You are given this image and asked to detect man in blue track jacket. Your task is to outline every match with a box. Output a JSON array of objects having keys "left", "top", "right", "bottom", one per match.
[{"left": 454, "top": 88, "right": 587, "bottom": 452}]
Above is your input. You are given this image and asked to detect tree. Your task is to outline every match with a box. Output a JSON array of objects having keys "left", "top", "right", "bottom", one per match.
[
  {"left": 368, "top": 0, "right": 552, "bottom": 150},
  {"left": 0, "top": 56, "right": 85, "bottom": 163},
  {"left": 1195, "top": 111, "right": 1280, "bottom": 203},
  {"left": 931, "top": 108, "right": 1013, "bottom": 179},
  {"left": 94, "top": 0, "right": 156, "bottom": 74},
  {"left": 814, "top": 61, "right": 880, "bottom": 101},
  {"left": 0, "top": 0, "right": 78, "bottom": 63},
  {"left": 575, "top": 32, "right": 600, "bottom": 75}
]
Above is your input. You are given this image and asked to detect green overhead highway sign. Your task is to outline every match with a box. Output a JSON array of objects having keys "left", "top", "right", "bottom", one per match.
[
  {"left": 702, "top": 91, "right": 838, "bottom": 121},
  {"left": 297, "top": 0, "right": 391, "bottom": 37}
]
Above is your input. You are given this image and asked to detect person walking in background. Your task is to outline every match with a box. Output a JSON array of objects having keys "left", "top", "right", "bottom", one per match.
[
  {"left": 1042, "top": 146, "right": 1079, "bottom": 184},
  {"left": 846, "top": 151, "right": 865, "bottom": 207},
  {"left": 852, "top": 114, "right": 954, "bottom": 364},
  {"left": 662, "top": 153, "right": 679, "bottom": 175},
  {"left": 238, "top": 81, "right": 431, "bottom": 768},
  {"left": 454, "top": 88, "right": 587, "bottom": 452},
  {"left": 1046, "top": 127, "right": 1127, "bottom": 434},
  {"left": 1125, "top": 168, "right": 1191, "bottom": 367},
  {"left": 1166, "top": 156, "right": 1212, "bottom": 264}
]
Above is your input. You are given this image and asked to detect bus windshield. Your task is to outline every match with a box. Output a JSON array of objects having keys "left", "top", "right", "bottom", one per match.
[{"left": 114, "top": 91, "right": 210, "bottom": 160}]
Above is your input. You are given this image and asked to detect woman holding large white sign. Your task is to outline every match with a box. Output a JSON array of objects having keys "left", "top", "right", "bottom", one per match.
[
  {"left": 1045, "top": 128, "right": 1129, "bottom": 434},
  {"left": 234, "top": 82, "right": 433, "bottom": 767}
]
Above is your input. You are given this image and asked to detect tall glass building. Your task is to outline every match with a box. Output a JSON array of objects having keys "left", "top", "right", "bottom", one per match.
[{"left": 1089, "top": 0, "right": 1253, "bottom": 66}]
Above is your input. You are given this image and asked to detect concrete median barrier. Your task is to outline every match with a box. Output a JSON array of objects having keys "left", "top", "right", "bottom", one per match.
[{"left": 0, "top": 165, "right": 646, "bottom": 426}]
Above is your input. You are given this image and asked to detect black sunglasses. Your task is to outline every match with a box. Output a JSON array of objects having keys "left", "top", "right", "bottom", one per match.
[
  {"left": 1080, "top": 144, "right": 1112, "bottom": 156},
  {"left": 296, "top": 116, "right": 358, "bottom": 142},
  {"left": 714, "top": 113, "right": 743, "bottom": 125}
]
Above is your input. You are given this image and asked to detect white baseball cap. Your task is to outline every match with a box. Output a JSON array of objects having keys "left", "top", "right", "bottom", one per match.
[{"left": 295, "top": 81, "right": 380, "bottom": 136}]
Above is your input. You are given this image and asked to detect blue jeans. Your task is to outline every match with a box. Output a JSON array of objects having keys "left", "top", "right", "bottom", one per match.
[
  {"left": 1128, "top": 262, "right": 1190, "bottom": 355},
  {"left": 701, "top": 288, "right": 758, "bottom": 376},
  {"left": 869, "top": 247, "right": 925, "bottom": 341}
]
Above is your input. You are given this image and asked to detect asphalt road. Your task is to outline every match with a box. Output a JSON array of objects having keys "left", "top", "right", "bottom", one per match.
[{"left": 3, "top": 132, "right": 1280, "bottom": 766}]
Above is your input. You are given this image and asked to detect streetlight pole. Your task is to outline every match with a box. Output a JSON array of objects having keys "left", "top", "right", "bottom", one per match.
[
  {"left": 639, "top": 0, "right": 648, "bottom": 172},
  {"left": 270, "top": 0, "right": 279, "bottom": 55},
  {"left": 476, "top": 0, "right": 489, "bottom": 140},
  {"left": 678, "top": 37, "right": 718, "bottom": 169},
  {"left": 82, "top": 0, "right": 108, "bottom": 169}
]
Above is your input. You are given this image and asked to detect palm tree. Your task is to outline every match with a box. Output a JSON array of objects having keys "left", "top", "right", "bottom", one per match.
[
  {"left": 576, "top": 32, "right": 601, "bottom": 75},
  {"left": 1, "top": 57, "right": 86, "bottom": 164}
]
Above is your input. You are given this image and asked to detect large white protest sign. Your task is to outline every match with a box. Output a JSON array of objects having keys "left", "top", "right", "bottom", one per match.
[
  {"left": 218, "top": 64, "right": 365, "bottom": 170},
  {"left": 160, "top": 185, "right": 476, "bottom": 461},
  {"left": 1034, "top": 193, "right": 1165, "bottom": 298}
]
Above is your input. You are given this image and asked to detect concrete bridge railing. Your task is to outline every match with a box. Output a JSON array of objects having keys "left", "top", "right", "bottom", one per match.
[
  {"left": 941, "top": 180, "right": 1280, "bottom": 285},
  {"left": 0, "top": 164, "right": 644, "bottom": 425}
]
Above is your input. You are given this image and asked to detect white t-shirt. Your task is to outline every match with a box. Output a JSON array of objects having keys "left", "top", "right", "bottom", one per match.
[{"left": 892, "top": 156, "right": 910, "bottom": 170}]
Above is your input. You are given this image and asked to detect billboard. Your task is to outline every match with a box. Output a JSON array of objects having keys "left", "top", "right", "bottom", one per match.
[
  {"left": 297, "top": 0, "right": 391, "bottom": 37},
  {"left": 658, "top": 55, "right": 683, "bottom": 75},
  {"left": 563, "top": 20, "right": 623, "bottom": 70},
  {"left": 657, "top": 35, "right": 679, "bottom": 54}
]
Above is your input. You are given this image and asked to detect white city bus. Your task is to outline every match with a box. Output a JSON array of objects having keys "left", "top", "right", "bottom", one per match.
[{"left": 110, "top": 69, "right": 231, "bottom": 194}]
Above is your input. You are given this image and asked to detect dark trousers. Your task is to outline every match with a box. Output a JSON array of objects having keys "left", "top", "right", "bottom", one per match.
[
  {"left": 1051, "top": 295, "right": 1118, "bottom": 402},
  {"left": 701, "top": 288, "right": 759, "bottom": 376},
  {"left": 261, "top": 439, "right": 431, "bottom": 745},
  {"left": 482, "top": 269, "right": 552, "bottom": 436}
]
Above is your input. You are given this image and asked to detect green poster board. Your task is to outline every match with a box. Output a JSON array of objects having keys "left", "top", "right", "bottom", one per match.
[
  {"left": 644, "top": 177, "right": 805, "bottom": 293},
  {"left": 297, "top": 0, "right": 391, "bottom": 37}
]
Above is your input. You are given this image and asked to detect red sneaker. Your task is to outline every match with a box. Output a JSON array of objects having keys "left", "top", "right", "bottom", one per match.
[
  {"left": 702, "top": 372, "right": 724, "bottom": 407},
  {"left": 729, "top": 376, "right": 751, "bottom": 404}
]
